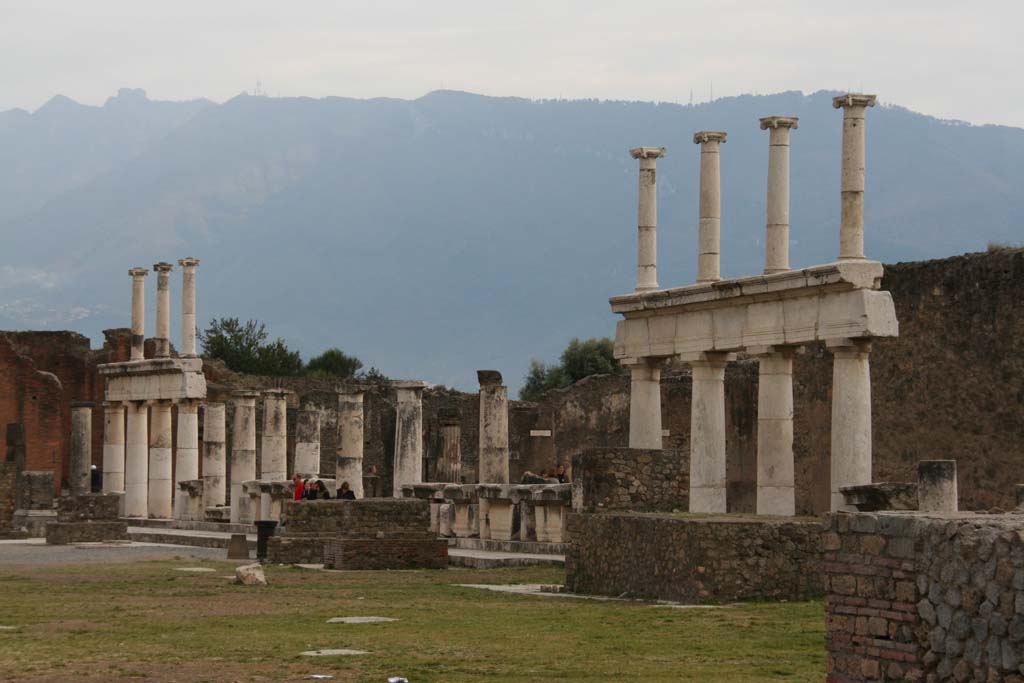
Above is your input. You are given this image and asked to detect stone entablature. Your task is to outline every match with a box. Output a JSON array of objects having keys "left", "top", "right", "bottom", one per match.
[{"left": 98, "top": 357, "right": 207, "bottom": 402}]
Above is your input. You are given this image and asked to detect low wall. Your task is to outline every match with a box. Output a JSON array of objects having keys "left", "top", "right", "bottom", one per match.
[
  {"left": 571, "top": 447, "right": 687, "bottom": 512},
  {"left": 324, "top": 538, "right": 447, "bottom": 570},
  {"left": 825, "top": 511, "right": 1024, "bottom": 682},
  {"left": 566, "top": 512, "right": 823, "bottom": 603}
]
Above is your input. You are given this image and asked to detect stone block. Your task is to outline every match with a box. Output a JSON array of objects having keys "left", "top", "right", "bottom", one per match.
[{"left": 45, "top": 521, "right": 127, "bottom": 544}]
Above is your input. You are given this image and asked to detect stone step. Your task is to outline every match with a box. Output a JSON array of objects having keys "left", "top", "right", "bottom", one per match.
[
  {"left": 127, "top": 527, "right": 256, "bottom": 551},
  {"left": 123, "top": 517, "right": 255, "bottom": 535},
  {"left": 447, "top": 548, "right": 565, "bottom": 569},
  {"left": 453, "top": 537, "right": 569, "bottom": 555}
]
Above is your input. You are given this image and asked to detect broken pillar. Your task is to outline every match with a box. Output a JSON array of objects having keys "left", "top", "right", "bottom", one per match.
[
  {"left": 917, "top": 460, "right": 958, "bottom": 513},
  {"left": 202, "top": 402, "right": 227, "bottom": 508},
  {"left": 477, "top": 371, "right": 509, "bottom": 484},
  {"left": 336, "top": 389, "right": 365, "bottom": 498},
  {"left": 231, "top": 390, "right": 259, "bottom": 524},
  {"left": 69, "top": 401, "right": 93, "bottom": 495},
  {"left": 392, "top": 381, "right": 425, "bottom": 496},
  {"left": 436, "top": 407, "right": 462, "bottom": 483},
  {"left": 295, "top": 404, "right": 321, "bottom": 478},
  {"left": 260, "top": 389, "right": 289, "bottom": 481}
]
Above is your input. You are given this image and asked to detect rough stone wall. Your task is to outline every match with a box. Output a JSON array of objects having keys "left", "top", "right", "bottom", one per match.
[
  {"left": 55, "top": 493, "right": 120, "bottom": 521},
  {"left": 0, "top": 462, "right": 16, "bottom": 528},
  {"left": 566, "top": 512, "right": 823, "bottom": 603},
  {"left": 571, "top": 447, "right": 688, "bottom": 512},
  {"left": 323, "top": 537, "right": 448, "bottom": 570},
  {"left": 279, "top": 498, "right": 431, "bottom": 538},
  {"left": 824, "top": 511, "right": 1024, "bottom": 682}
]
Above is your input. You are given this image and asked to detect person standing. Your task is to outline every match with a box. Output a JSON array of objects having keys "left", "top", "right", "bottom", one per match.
[{"left": 292, "top": 473, "right": 305, "bottom": 501}]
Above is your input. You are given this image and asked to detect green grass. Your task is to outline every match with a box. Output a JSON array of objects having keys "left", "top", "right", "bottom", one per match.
[{"left": 0, "top": 559, "right": 825, "bottom": 682}]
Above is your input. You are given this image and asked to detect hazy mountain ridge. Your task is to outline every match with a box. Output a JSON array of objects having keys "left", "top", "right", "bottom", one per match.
[{"left": 1, "top": 88, "right": 1022, "bottom": 392}]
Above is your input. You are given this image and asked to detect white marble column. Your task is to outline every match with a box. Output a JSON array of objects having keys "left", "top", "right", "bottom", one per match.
[
  {"left": 148, "top": 400, "right": 173, "bottom": 519},
  {"left": 230, "top": 391, "right": 259, "bottom": 523},
  {"left": 173, "top": 400, "right": 200, "bottom": 519},
  {"left": 295, "top": 404, "right": 321, "bottom": 478},
  {"left": 478, "top": 371, "right": 509, "bottom": 484},
  {"left": 124, "top": 401, "right": 148, "bottom": 516},
  {"left": 694, "top": 131, "right": 727, "bottom": 284},
  {"left": 760, "top": 116, "right": 798, "bottom": 274},
  {"left": 624, "top": 358, "right": 662, "bottom": 449},
  {"left": 393, "top": 381, "right": 425, "bottom": 495},
  {"left": 70, "top": 402, "right": 93, "bottom": 495},
  {"left": 202, "top": 402, "right": 227, "bottom": 508},
  {"left": 689, "top": 353, "right": 731, "bottom": 513},
  {"left": 630, "top": 146, "right": 666, "bottom": 292},
  {"left": 755, "top": 349, "right": 796, "bottom": 515},
  {"left": 102, "top": 402, "right": 125, "bottom": 494},
  {"left": 833, "top": 94, "right": 877, "bottom": 261},
  {"left": 153, "top": 262, "right": 173, "bottom": 358},
  {"left": 337, "top": 389, "right": 365, "bottom": 497},
  {"left": 128, "top": 268, "right": 149, "bottom": 361},
  {"left": 436, "top": 408, "right": 462, "bottom": 483},
  {"left": 177, "top": 257, "right": 200, "bottom": 357},
  {"left": 829, "top": 339, "right": 873, "bottom": 511},
  {"left": 260, "top": 389, "right": 289, "bottom": 481}
]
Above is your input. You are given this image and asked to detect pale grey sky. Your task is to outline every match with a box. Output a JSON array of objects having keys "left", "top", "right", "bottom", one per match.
[{"left": 2, "top": 0, "right": 1021, "bottom": 127}]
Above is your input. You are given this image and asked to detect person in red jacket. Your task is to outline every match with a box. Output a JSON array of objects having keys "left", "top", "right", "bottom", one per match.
[{"left": 292, "top": 473, "right": 305, "bottom": 501}]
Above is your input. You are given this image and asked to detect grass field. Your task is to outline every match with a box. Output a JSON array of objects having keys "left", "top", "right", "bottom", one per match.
[{"left": 0, "top": 558, "right": 825, "bottom": 682}]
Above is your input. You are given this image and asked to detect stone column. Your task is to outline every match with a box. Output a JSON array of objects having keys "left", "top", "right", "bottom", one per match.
[
  {"left": 693, "top": 131, "right": 727, "bottom": 284},
  {"left": 202, "top": 402, "right": 227, "bottom": 508},
  {"left": 230, "top": 391, "right": 259, "bottom": 523},
  {"left": 174, "top": 400, "right": 200, "bottom": 519},
  {"left": 102, "top": 402, "right": 125, "bottom": 494},
  {"left": 148, "top": 400, "right": 173, "bottom": 519},
  {"left": 689, "top": 353, "right": 731, "bottom": 513},
  {"left": 177, "top": 257, "right": 200, "bottom": 357},
  {"left": 436, "top": 407, "right": 462, "bottom": 483},
  {"left": 69, "top": 402, "right": 94, "bottom": 495},
  {"left": 917, "top": 460, "right": 958, "bottom": 513},
  {"left": 260, "top": 389, "right": 289, "bottom": 481},
  {"left": 630, "top": 146, "right": 666, "bottom": 292},
  {"left": 755, "top": 348, "right": 796, "bottom": 515},
  {"left": 128, "top": 267, "right": 149, "bottom": 361},
  {"left": 393, "top": 381, "right": 425, "bottom": 495},
  {"left": 624, "top": 358, "right": 662, "bottom": 449},
  {"left": 295, "top": 404, "right": 321, "bottom": 478},
  {"left": 336, "top": 390, "right": 365, "bottom": 497},
  {"left": 760, "top": 116, "right": 798, "bottom": 274},
  {"left": 124, "top": 401, "right": 148, "bottom": 516},
  {"left": 152, "top": 262, "right": 173, "bottom": 358},
  {"left": 478, "top": 371, "right": 509, "bottom": 484},
  {"left": 828, "top": 339, "right": 873, "bottom": 511},
  {"left": 832, "top": 94, "right": 877, "bottom": 261}
]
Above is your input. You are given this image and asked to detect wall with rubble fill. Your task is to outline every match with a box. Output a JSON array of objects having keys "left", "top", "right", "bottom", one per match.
[
  {"left": 824, "top": 510, "right": 1024, "bottom": 682},
  {"left": 571, "top": 447, "right": 688, "bottom": 512}
]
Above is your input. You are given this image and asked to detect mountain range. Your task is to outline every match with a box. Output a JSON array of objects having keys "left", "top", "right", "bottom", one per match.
[{"left": 2, "top": 87, "right": 1022, "bottom": 393}]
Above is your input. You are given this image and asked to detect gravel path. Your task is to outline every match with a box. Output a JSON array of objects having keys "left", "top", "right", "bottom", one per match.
[{"left": 0, "top": 539, "right": 226, "bottom": 566}]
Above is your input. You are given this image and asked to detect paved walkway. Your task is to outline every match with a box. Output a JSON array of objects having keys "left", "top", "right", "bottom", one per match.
[{"left": 0, "top": 538, "right": 226, "bottom": 565}]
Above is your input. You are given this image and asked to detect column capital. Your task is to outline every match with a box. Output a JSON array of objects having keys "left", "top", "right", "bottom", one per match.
[
  {"left": 103, "top": 400, "right": 126, "bottom": 409},
  {"left": 832, "top": 93, "right": 877, "bottom": 110},
  {"left": 233, "top": 389, "right": 261, "bottom": 401},
  {"left": 759, "top": 116, "right": 799, "bottom": 130},
  {"left": 747, "top": 345, "right": 800, "bottom": 358},
  {"left": 129, "top": 267, "right": 149, "bottom": 279},
  {"left": 826, "top": 338, "right": 873, "bottom": 353},
  {"left": 153, "top": 261, "right": 174, "bottom": 274},
  {"left": 262, "top": 388, "right": 293, "bottom": 399},
  {"left": 619, "top": 356, "right": 666, "bottom": 370},
  {"left": 630, "top": 146, "right": 666, "bottom": 160},
  {"left": 336, "top": 386, "right": 366, "bottom": 397},
  {"left": 178, "top": 257, "right": 200, "bottom": 268},
  {"left": 146, "top": 398, "right": 173, "bottom": 407},
  {"left": 693, "top": 131, "right": 727, "bottom": 145},
  {"left": 680, "top": 351, "right": 736, "bottom": 365}
]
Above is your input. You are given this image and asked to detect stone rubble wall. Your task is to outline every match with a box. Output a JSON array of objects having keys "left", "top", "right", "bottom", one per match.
[
  {"left": 571, "top": 447, "right": 687, "bottom": 512},
  {"left": 55, "top": 493, "right": 120, "bottom": 521},
  {"left": 824, "top": 511, "right": 1024, "bottom": 682},
  {"left": 323, "top": 537, "right": 448, "bottom": 570},
  {"left": 0, "top": 462, "right": 16, "bottom": 528},
  {"left": 565, "top": 512, "right": 823, "bottom": 603}
]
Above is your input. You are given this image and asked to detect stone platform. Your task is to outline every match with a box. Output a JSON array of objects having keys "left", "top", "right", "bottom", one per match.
[{"left": 45, "top": 494, "right": 128, "bottom": 545}]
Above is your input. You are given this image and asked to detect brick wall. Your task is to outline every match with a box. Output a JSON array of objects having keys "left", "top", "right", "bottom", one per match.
[
  {"left": 566, "top": 512, "right": 823, "bottom": 603},
  {"left": 571, "top": 447, "right": 688, "bottom": 512}
]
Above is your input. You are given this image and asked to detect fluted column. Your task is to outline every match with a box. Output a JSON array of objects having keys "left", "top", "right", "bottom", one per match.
[
  {"left": 152, "top": 262, "right": 173, "bottom": 358},
  {"left": 260, "top": 389, "right": 289, "bottom": 480},
  {"left": 624, "top": 358, "right": 662, "bottom": 449},
  {"left": 393, "top": 381, "right": 425, "bottom": 495},
  {"left": 760, "top": 116, "right": 798, "bottom": 274},
  {"left": 694, "top": 131, "right": 727, "bottom": 283},
  {"left": 829, "top": 339, "right": 873, "bottom": 510},
  {"left": 337, "top": 389, "right": 365, "bottom": 497},
  {"left": 148, "top": 400, "right": 173, "bottom": 518},
  {"left": 477, "top": 371, "right": 509, "bottom": 484},
  {"left": 202, "top": 402, "right": 227, "bottom": 508},
  {"left": 436, "top": 407, "right": 462, "bottom": 483},
  {"left": 689, "top": 353, "right": 731, "bottom": 513},
  {"left": 230, "top": 391, "right": 259, "bottom": 523},
  {"left": 755, "top": 348, "right": 796, "bottom": 515},
  {"left": 173, "top": 400, "right": 200, "bottom": 518},
  {"left": 295, "top": 404, "right": 321, "bottom": 478},
  {"left": 833, "top": 94, "right": 876, "bottom": 260},
  {"left": 128, "top": 268, "right": 149, "bottom": 361},
  {"left": 102, "top": 402, "right": 125, "bottom": 494},
  {"left": 124, "top": 400, "right": 149, "bottom": 517},
  {"left": 178, "top": 257, "right": 200, "bottom": 357},
  {"left": 70, "top": 402, "right": 94, "bottom": 495},
  {"left": 630, "top": 146, "right": 666, "bottom": 292}
]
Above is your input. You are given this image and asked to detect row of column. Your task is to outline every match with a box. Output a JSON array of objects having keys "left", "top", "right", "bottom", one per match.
[
  {"left": 127, "top": 257, "right": 201, "bottom": 361},
  {"left": 626, "top": 94, "right": 878, "bottom": 514}
]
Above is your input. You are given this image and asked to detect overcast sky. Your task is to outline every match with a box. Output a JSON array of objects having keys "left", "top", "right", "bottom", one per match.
[{"left": 2, "top": 1, "right": 1021, "bottom": 127}]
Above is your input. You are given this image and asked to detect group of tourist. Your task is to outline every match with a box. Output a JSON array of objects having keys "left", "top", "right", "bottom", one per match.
[
  {"left": 291, "top": 473, "right": 357, "bottom": 501},
  {"left": 543, "top": 463, "right": 569, "bottom": 483}
]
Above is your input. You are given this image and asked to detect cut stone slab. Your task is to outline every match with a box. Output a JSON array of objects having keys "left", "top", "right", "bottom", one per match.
[
  {"left": 234, "top": 563, "right": 267, "bottom": 586},
  {"left": 326, "top": 616, "right": 398, "bottom": 624},
  {"left": 174, "top": 567, "right": 216, "bottom": 572},
  {"left": 301, "top": 649, "right": 369, "bottom": 657},
  {"left": 0, "top": 626, "right": 17, "bottom": 631}
]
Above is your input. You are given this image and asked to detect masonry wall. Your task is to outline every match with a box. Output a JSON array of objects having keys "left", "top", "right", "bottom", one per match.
[
  {"left": 571, "top": 447, "right": 688, "bottom": 512},
  {"left": 824, "top": 511, "right": 1024, "bottom": 682},
  {"left": 565, "top": 512, "right": 823, "bottom": 603}
]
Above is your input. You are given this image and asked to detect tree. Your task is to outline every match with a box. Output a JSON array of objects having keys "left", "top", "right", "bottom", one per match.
[
  {"left": 198, "top": 317, "right": 303, "bottom": 377},
  {"left": 306, "top": 348, "right": 363, "bottom": 378},
  {"left": 519, "top": 337, "right": 622, "bottom": 401}
]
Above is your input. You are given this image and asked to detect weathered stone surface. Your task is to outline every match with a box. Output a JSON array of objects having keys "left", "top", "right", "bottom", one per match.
[
  {"left": 234, "top": 563, "right": 267, "bottom": 586},
  {"left": 572, "top": 447, "right": 687, "bottom": 513},
  {"left": 45, "top": 521, "right": 127, "bottom": 544},
  {"left": 841, "top": 482, "right": 919, "bottom": 511}
]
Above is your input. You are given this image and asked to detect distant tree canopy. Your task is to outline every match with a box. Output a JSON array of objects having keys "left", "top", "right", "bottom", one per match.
[
  {"left": 306, "top": 348, "right": 363, "bottom": 378},
  {"left": 520, "top": 337, "right": 624, "bottom": 401}
]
